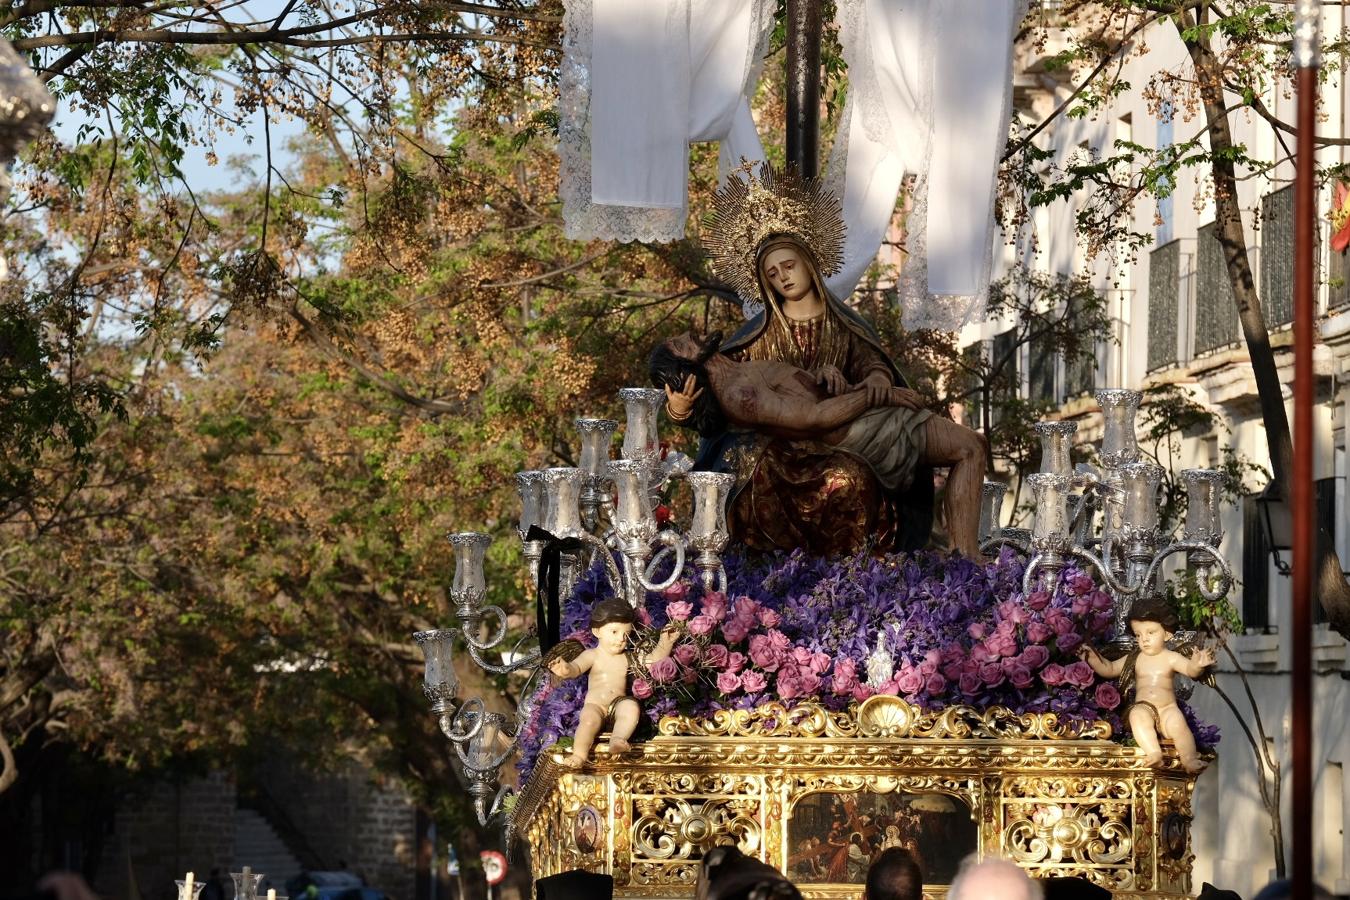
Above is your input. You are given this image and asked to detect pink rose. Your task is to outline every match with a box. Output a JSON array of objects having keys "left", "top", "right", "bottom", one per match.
[
  {"left": 1026, "top": 590, "right": 1052, "bottom": 611},
  {"left": 919, "top": 649, "right": 941, "bottom": 676},
  {"left": 1068, "top": 573, "right": 1095, "bottom": 595},
  {"left": 1056, "top": 632, "right": 1084, "bottom": 653},
  {"left": 987, "top": 632, "right": 1018, "bottom": 659},
  {"left": 924, "top": 672, "right": 947, "bottom": 695},
  {"left": 832, "top": 659, "right": 859, "bottom": 695},
  {"left": 852, "top": 683, "right": 875, "bottom": 702},
  {"left": 701, "top": 592, "right": 729, "bottom": 622},
  {"left": 732, "top": 596, "right": 759, "bottom": 622},
  {"left": 1040, "top": 663, "right": 1067, "bottom": 687},
  {"left": 798, "top": 671, "right": 822, "bottom": 695},
  {"left": 1046, "top": 610, "right": 1074, "bottom": 636},
  {"left": 662, "top": 582, "right": 690, "bottom": 602},
  {"left": 666, "top": 600, "right": 694, "bottom": 622},
  {"left": 716, "top": 670, "right": 743, "bottom": 694},
  {"left": 726, "top": 652, "right": 747, "bottom": 674},
  {"left": 704, "top": 644, "right": 730, "bottom": 669},
  {"left": 941, "top": 647, "right": 965, "bottom": 665},
  {"left": 758, "top": 608, "right": 781, "bottom": 628},
  {"left": 682, "top": 666, "right": 697, "bottom": 684},
  {"left": 674, "top": 643, "right": 699, "bottom": 666},
  {"left": 895, "top": 667, "right": 924, "bottom": 695},
  {"left": 631, "top": 678, "right": 653, "bottom": 699},
  {"left": 767, "top": 629, "right": 792, "bottom": 653},
  {"left": 688, "top": 615, "right": 715, "bottom": 636},
  {"left": 1020, "top": 645, "right": 1050, "bottom": 670},
  {"left": 970, "top": 642, "right": 994, "bottom": 663},
  {"left": 959, "top": 672, "right": 982, "bottom": 696},
  {"left": 1065, "top": 660, "right": 1095, "bottom": 689},
  {"left": 941, "top": 661, "right": 963, "bottom": 682},
  {"left": 792, "top": 646, "right": 814, "bottom": 668},
  {"left": 740, "top": 670, "right": 767, "bottom": 692},
  {"left": 998, "top": 600, "right": 1030, "bottom": 626},
  {"left": 1071, "top": 595, "right": 1092, "bottom": 616},
  {"left": 1090, "top": 590, "right": 1114, "bottom": 612},
  {"left": 968, "top": 622, "right": 988, "bottom": 640},
  {"left": 979, "top": 662, "right": 1005, "bottom": 687},
  {"left": 1025, "top": 622, "right": 1054, "bottom": 644},
  {"left": 1094, "top": 682, "right": 1122, "bottom": 710},
  {"left": 721, "top": 619, "right": 750, "bottom": 644},
  {"left": 810, "top": 652, "right": 832, "bottom": 675},
  {"left": 748, "top": 636, "right": 781, "bottom": 672},
  {"left": 649, "top": 657, "right": 678, "bottom": 683},
  {"left": 636, "top": 606, "right": 653, "bottom": 626},
  {"left": 777, "top": 667, "right": 804, "bottom": 700},
  {"left": 1007, "top": 664, "right": 1035, "bottom": 690}
]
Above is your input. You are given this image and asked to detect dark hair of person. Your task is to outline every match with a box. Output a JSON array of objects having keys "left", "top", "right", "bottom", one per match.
[
  {"left": 864, "top": 847, "right": 924, "bottom": 900},
  {"left": 590, "top": 597, "right": 637, "bottom": 629},
  {"left": 696, "top": 845, "right": 802, "bottom": 900},
  {"left": 1126, "top": 595, "right": 1180, "bottom": 633},
  {"left": 648, "top": 341, "right": 728, "bottom": 439}
]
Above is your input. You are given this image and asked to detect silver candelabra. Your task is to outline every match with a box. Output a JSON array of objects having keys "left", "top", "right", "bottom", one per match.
[
  {"left": 412, "top": 388, "right": 736, "bottom": 825},
  {"left": 979, "top": 389, "right": 1234, "bottom": 649}
]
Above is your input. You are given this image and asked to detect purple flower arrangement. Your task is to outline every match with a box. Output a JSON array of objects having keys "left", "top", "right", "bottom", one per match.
[{"left": 514, "top": 549, "right": 1219, "bottom": 782}]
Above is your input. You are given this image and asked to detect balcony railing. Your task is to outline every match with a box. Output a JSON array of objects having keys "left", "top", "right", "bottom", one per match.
[
  {"left": 1148, "top": 240, "right": 1181, "bottom": 372},
  {"left": 1195, "top": 222, "right": 1241, "bottom": 355}
]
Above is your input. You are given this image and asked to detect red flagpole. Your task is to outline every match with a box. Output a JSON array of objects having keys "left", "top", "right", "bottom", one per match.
[{"left": 1291, "top": 2, "right": 1319, "bottom": 898}]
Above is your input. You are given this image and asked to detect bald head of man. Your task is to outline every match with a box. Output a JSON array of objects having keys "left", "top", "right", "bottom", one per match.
[{"left": 947, "top": 856, "right": 1043, "bottom": 900}]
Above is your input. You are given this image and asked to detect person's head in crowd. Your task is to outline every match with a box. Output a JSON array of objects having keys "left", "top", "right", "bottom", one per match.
[
  {"left": 1040, "top": 875, "right": 1112, "bottom": 900},
  {"left": 696, "top": 845, "right": 802, "bottom": 900},
  {"left": 948, "top": 855, "right": 1043, "bottom": 900},
  {"left": 1196, "top": 883, "right": 1242, "bottom": 900},
  {"left": 863, "top": 846, "right": 923, "bottom": 900},
  {"left": 534, "top": 869, "right": 614, "bottom": 900},
  {"left": 1252, "top": 879, "right": 1334, "bottom": 900}
]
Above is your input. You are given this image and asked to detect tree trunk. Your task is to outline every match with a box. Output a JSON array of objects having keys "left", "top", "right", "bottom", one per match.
[{"left": 1178, "top": 8, "right": 1350, "bottom": 637}]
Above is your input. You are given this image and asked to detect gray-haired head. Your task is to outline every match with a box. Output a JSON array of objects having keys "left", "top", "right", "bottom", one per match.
[{"left": 947, "top": 856, "right": 1042, "bottom": 900}]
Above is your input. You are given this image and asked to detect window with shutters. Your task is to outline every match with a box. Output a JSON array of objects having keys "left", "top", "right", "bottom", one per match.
[
  {"left": 1195, "top": 222, "right": 1240, "bottom": 354},
  {"left": 1242, "top": 496, "right": 1272, "bottom": 631},
  {"left": 1148, "top": 240, "right": 1180, "bottom": 371},
  {"left": 1260, "top": 186, "right": 1296, "bottom": 327}
]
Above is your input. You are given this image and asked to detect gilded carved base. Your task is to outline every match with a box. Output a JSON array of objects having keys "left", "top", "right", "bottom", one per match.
[{"left": 511, "top": 697, "right": 1204, "bottom": 899}]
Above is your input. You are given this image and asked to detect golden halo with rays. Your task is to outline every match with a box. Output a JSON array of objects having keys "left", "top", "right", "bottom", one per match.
[{"left": 704, "top": 162, "right": 847, "bottom": 304}]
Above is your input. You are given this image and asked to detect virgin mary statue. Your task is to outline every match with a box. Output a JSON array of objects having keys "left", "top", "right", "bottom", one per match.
[{"left": 667, "top": 166, "right": 940, "bottom": 556}]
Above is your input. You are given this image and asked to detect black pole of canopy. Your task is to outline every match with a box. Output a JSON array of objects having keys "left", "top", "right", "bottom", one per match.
[{"left": 785, "top": 0, "right": 823, "bottom": 179}]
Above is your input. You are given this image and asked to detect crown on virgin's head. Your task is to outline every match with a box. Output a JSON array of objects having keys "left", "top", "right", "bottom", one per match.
[{"left": 705, "top": 162, "right": 847, "bottom": 305}]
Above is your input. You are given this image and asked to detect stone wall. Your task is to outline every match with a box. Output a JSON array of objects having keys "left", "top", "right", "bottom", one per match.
[
  {"left": 92, "top": 771, "right": 237, "bottom": 900},
  {"left": 255, "top": 758, "right": 418, "bottom": 900}
]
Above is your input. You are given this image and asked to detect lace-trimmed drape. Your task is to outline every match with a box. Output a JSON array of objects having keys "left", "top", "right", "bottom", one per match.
[{"left": 559, "top": 0, "right": 774, "bottom": 244}]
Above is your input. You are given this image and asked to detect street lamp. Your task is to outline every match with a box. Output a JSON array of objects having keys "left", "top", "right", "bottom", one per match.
[
  {"left": 1255, "top": 481, "right": 1294, "bottom": 575},
  {"left": 0, "top": 38, "right": 56, "bottom": 280}
]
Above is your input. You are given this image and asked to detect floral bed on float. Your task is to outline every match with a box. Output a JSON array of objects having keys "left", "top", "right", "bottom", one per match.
[{"left": 516, "top": 548, "right": 1219, "bottom": 782}]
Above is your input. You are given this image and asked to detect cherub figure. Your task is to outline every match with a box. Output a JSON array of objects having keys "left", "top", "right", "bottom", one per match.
[
  {"left": 546, "top": 598, "right": 678, "bottom": 768},
  {"left": 1078, "top": 596, "right": 1216, "bottom": 773}
]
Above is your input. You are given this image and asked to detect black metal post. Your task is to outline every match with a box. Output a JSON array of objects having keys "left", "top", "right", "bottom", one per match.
[{"left": 785, "top": 0, "right": 823, "bottom": 179}]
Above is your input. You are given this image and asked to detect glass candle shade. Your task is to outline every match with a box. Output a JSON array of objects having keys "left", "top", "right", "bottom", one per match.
[
  {"left": 686, "top": 471, "right": 735, "bottom": 549},
  {"left": 176, "top": 880, "right": 206, "bottom": 900},
  {"left": 1096, "top": 389, "right": 1142, "bottom": 467},
  {"left": 574, "top": 418, "right": 618, "bottom": 477},
  {"left": 515, "top": 470, "right": 545, "bottom": 538},
  {"left": 466, "top": 712, "right": 504, "bottom": 770},
  {"left": 448, "top": 532, "right": 491, "bottom": 600},
  {"left": 1118, "top": 461, "right": 1164, "bottom": 532},
  {"left": 1035, "top": 421, "right": 1078, "bottom": 477},
  {"left": 979, "top": 481, "right": 1008, "bottom": 543},
  {"left": 618, "top": 388, "right": 666, "bottom": 465},
  {"left": 1028, "top": 473, "right": 1073, "bottom": 544},
  {"left": 542, "top": 467, "right": 585, "bottom": 539},
  {"left": 608, "top": 459, "right": 655, "bottom": 541},
  {"left": 231, "top": 870, "right": 263, "bottom": 900},
  {"left": 1181, "top": 468, "right": 1225, "bottom": 544},
  {"left": 414, "top": 629, "right": 459, "bottom": 702}
]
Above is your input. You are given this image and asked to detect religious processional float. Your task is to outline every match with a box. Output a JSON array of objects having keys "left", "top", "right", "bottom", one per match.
[{"left": 410, "top": 168, "right": 1235, "bottom": 900}]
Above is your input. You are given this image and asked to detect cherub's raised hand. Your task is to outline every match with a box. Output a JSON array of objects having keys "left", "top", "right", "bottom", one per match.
[
  {"left": 664, "top": 375, "right": 704, "bottom": 421},
  {"left": 1194, "top": 646, "right": 1217, "bottom": 668}
]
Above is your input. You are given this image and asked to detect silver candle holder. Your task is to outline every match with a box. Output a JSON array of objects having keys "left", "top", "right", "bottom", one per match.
[
  {"left": 1035, "top": 421, "right": 1078, "bottom": 477},
  {"left": 618, "top": 387, "right": 666, "bottom": 474},
  {"left": 575, "top": 417, "right": 617, "bottom": 529},
  {"left": 685, "top": 471, "right": 735, "bottom": 594},
  {"left": 516, "top": 470, "right": 546, "bottom": 584}
]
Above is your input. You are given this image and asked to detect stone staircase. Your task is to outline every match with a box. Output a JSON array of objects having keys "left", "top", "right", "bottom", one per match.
[{"left": 232, "top": 808, "right": 303, "bottom": 894}]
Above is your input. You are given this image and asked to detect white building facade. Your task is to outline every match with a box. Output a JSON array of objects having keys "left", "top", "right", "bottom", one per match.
[{"left": 969, "top": 6, "right": 1350, "bottom": 895}]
